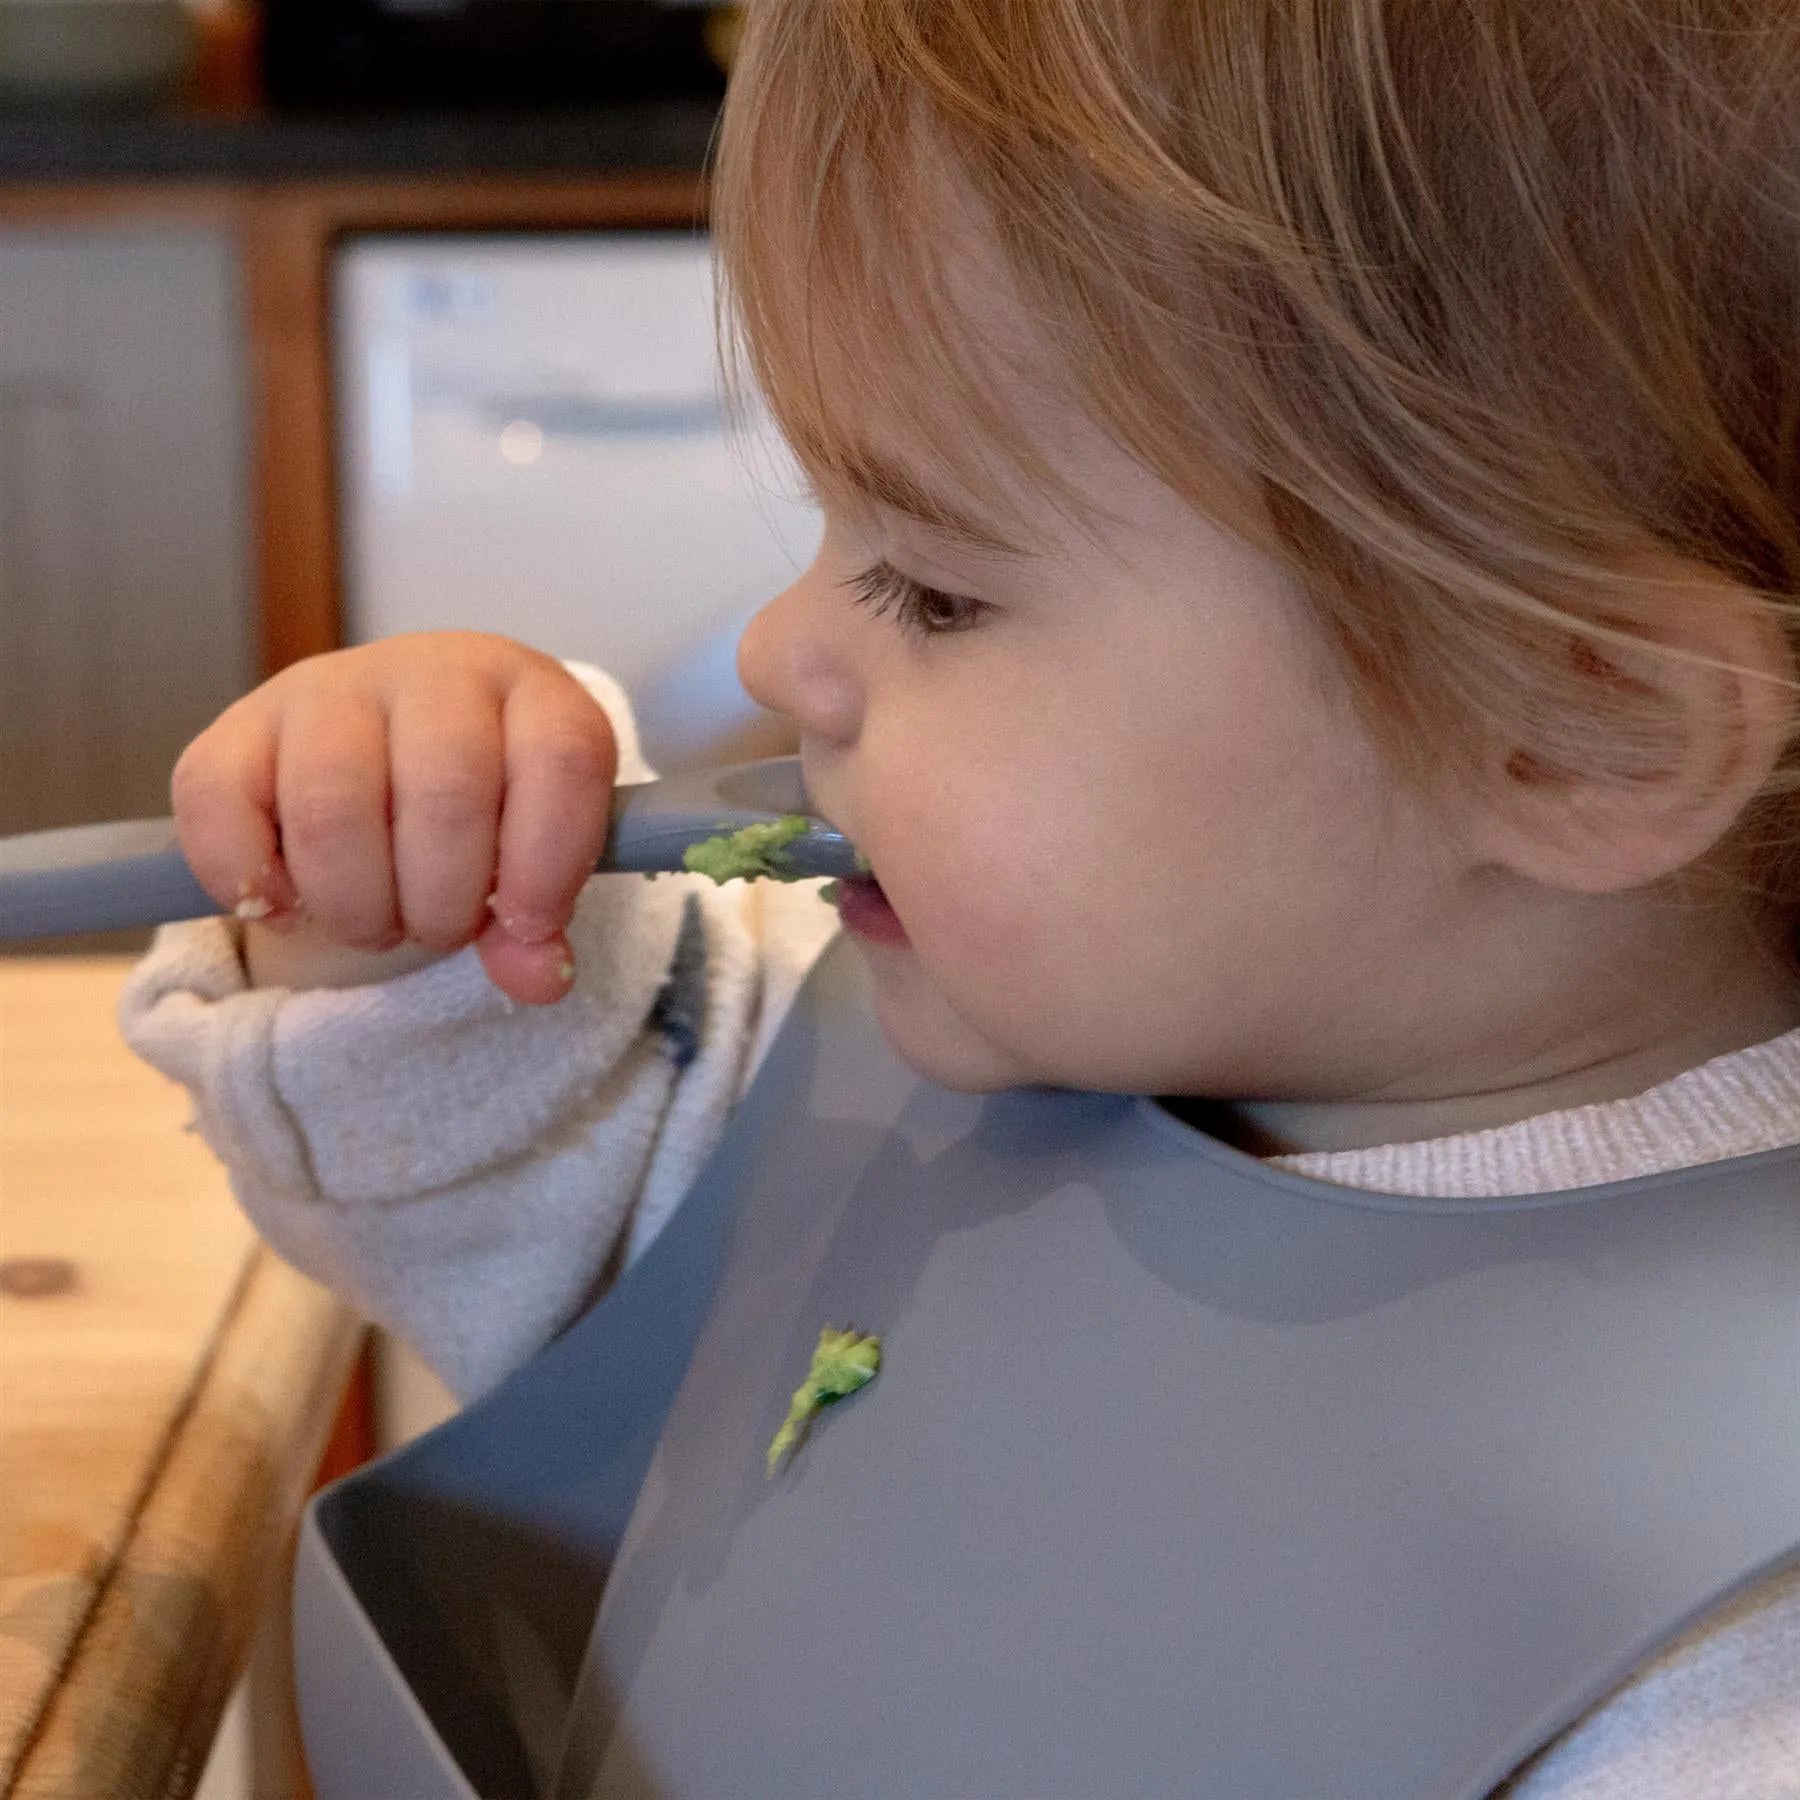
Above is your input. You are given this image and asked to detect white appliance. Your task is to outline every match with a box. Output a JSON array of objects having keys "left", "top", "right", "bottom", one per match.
[{"left": 335, "top": 232, "right": 821, "bottom": 768}]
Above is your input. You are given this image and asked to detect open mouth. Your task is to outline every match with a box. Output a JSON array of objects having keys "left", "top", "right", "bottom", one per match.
[{"left": 833, "top": 872, "right": 908, "bottom": 945}]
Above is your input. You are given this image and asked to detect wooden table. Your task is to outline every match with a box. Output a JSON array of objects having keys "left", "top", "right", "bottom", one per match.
[{"left": 0, "top": 957, "right": 363, "bottom": 1799}]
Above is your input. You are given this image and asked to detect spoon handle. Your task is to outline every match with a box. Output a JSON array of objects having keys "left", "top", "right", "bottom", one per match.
[{"left": 0, "top": 758, "right": 857, "bottom": 941}]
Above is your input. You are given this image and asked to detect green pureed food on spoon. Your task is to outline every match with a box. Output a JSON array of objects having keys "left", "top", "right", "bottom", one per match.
[{"left": 681, "top": 816, "right": 812, "bottom": 884}]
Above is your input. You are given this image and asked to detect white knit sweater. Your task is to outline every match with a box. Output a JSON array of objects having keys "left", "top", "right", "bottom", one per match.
[{"left": 117, "top": 668, "right": 1800, "bottom": 1800}]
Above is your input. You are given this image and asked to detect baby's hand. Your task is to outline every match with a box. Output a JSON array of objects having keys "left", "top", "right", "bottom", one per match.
[{"left": 170, "top": 632, "right": 617, "bottom": 1005}]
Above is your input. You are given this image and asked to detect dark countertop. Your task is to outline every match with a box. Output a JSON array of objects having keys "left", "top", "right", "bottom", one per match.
[{"left": 0, "top": 99, "right": 718, "bottom": 183}]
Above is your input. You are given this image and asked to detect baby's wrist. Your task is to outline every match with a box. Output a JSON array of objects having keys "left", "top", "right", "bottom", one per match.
[{"left": 241, "top": 918, "right": 453, "bottom": 992}]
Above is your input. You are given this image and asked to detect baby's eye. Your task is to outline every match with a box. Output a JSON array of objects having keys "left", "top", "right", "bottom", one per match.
[{"left": 846, "top": 560, "right": 989, "bottom": 637}]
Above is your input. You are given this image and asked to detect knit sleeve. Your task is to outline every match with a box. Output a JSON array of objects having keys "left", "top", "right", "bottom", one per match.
[
  {"left": 115, "top": 661, "right": 837, "bottom": 1400},
  {"left": 122, "top": 866, "right": 702, "bottom": 1397},
  {"left": 1494, "top": 1558, "right": 1800, "bottom": 1799}
]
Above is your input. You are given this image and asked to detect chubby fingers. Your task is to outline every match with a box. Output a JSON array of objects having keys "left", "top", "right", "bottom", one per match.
[
  {"left": 169, "top": 699, "right": 299, "bottom": 924},
  {"left": 171, "top": 644, "right": 619, "bottom": 1006},
  {"left": 387, "top": 674, "right": 505, "bottom": 952},
  {"left": 275, "top": 688, "right": 400, "bottom": 948},
  {"left": 477, "top": 666, "right": 618, "bottom": 1002}
]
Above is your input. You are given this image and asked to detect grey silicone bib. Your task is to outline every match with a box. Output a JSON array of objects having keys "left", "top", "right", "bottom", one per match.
[{"left": 296, "top": 939, "right": 1800, "bottom": 1800}]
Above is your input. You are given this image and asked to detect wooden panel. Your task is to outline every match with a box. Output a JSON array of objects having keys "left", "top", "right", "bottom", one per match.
[
  {"left": 0, "top": 385, "right": 105, "bottom": 827},
  {"left": 0, "top": 225, "right": 256, "bottom": 832},
  {"left": 0, "top": 957, "right": 360, "bottom": 1798},
  {"left": 0, "top": 172, "right": 704, "bottom": 689}
]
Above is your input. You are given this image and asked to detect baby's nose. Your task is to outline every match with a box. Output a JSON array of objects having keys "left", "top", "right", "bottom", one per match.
[{"left": 738, "top": 578, "right": 861, "bottom": 745}]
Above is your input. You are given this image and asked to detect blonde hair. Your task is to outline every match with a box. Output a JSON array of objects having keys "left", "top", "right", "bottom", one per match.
[{"left": 714, "top": 0, "right": 1800, "bottom": 921}]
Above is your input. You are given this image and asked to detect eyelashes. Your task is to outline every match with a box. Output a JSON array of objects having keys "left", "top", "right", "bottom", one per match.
[{"left": 846, "top": 560, "right": 989, "bottom": 637}]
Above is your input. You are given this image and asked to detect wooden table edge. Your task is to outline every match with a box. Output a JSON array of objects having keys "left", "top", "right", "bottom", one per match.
[{"left": 7, "top": 1248, "right": 364, "bottom": 1800}]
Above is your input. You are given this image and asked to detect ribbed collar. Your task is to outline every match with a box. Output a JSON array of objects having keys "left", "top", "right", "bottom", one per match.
[{"left": 1270, "top": 1027, "right": 1800, "bottom": 1198}]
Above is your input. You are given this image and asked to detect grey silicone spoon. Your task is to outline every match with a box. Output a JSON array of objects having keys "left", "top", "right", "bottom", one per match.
[{"left": 0, "top": 757, "right": 858, "bottom": 942}]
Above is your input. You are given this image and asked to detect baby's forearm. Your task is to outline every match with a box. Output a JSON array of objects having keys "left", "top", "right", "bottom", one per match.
[{"left": 241, "top": 918, "right": 453, "bottom": 991}]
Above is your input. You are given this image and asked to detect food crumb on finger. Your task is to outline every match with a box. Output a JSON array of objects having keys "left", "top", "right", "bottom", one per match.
[{"left": 233, "top": 876, "right": 275, "bottom": 921}]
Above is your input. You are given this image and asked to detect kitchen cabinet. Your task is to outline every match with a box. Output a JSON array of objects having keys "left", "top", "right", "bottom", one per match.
[
  {"left": 0, "top": 137, "right": 705, "bottom": 837},
  {"left": 0, "top": 224, "right": 254, "bottom": 834}
]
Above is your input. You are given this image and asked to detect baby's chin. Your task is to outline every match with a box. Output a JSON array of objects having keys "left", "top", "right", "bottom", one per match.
[{"left": 858, "top": 942, "right": 1036, "bottom": 1093}]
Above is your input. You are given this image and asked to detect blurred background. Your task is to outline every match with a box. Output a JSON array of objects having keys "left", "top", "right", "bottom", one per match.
[
  {"left": 0, "top": 5, "right": 816, "bottom": 1790},
  {"left": 0, "top": 0, "right": 817, "bottom": 852}
]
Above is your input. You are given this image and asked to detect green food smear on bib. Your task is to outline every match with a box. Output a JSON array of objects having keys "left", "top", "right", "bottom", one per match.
[
  {"left": 767, "top": 1325, "right": 883, "bottom": 1476},
  {"left": 682, "top": 815, "right": 811, "bottom": 883}
]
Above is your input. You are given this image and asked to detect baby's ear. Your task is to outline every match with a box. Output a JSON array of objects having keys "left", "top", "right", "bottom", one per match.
[{"left": 1472, "top": 576, "right": 1796, "bottom": 895}]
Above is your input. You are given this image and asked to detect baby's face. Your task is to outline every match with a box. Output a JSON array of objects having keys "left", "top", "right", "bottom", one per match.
[{"left": 739, "top": 408, "right": 1477, "bottom": 1104}]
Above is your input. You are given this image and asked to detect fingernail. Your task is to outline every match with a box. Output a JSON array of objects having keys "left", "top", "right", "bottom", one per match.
[{"left": 494, "top": 904, "right": 559, "bottom": 945}]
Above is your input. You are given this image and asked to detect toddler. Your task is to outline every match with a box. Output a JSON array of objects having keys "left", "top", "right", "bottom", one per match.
[{"left": 124, "top": 0, "right": 1800, "bottom": 1792}]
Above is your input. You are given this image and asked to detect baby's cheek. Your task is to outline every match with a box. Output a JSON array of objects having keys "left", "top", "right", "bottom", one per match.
[
  {"left": 912, "top": 810, "right": 1066, "bottom": 945},
  {"left": 877, "top": 806, "right": 1130, "bottom": 1070},
  {"left": 910, "top": 883, "right": 1050, "bottom": 1008}
]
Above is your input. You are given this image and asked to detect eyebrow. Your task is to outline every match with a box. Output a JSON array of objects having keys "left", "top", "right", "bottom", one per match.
[{"left": 835, "top": 451, "right": 1024, "bottom": 554}]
